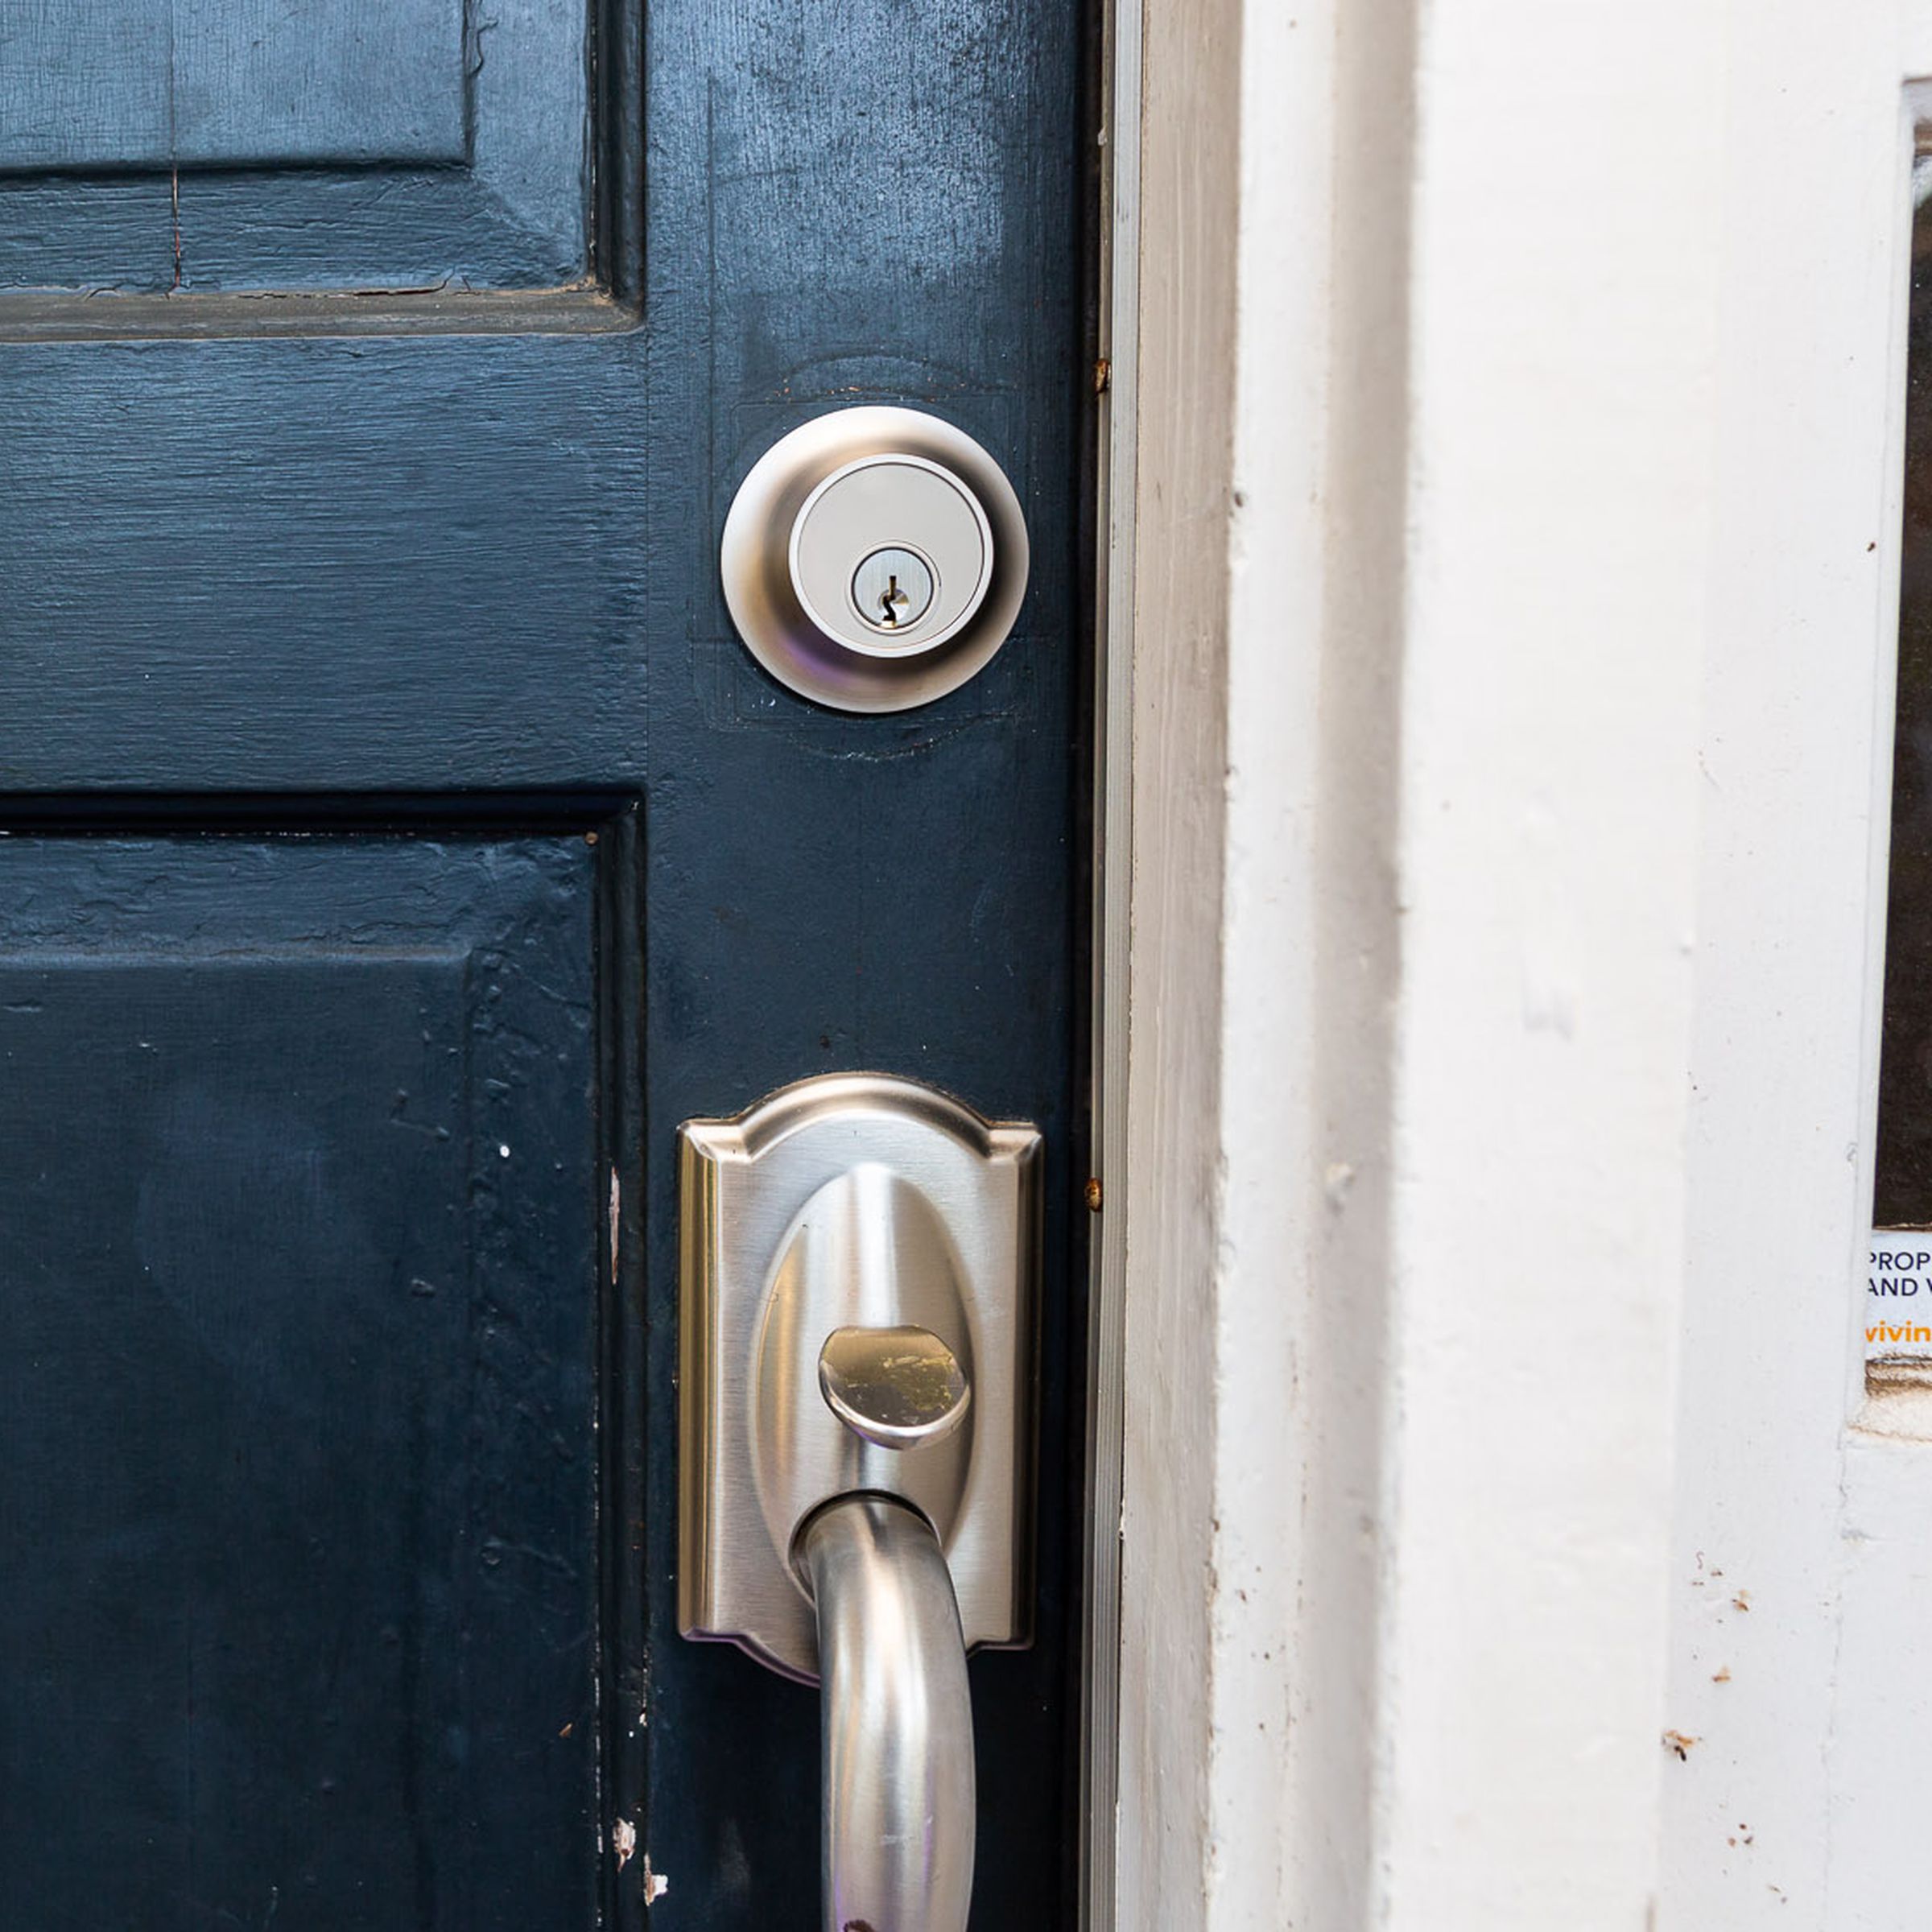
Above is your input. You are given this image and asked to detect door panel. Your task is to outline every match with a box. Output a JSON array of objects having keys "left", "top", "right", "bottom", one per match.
[
  {"left": 0, "top": 337, "right": 645, "bottom": 789},
  {"left": 0, "top": 0, "right": 1085, "bottom": 1922},
  {"left": 6, "top": 0, "right": 470, "bottom": 170},
  {"left": 0, "top": 836, "right": 602, "bottom": 1928},
  {"left": 0, "top": 0, "right": 591, "bottom": 292}
]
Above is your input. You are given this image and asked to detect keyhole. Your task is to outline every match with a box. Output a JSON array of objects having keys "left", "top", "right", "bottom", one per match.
[{"left": 849, "top": 547, "right": 937, "bottom": 635}]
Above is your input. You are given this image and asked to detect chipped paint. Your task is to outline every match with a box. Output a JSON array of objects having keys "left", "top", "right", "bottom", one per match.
[
  {"left": 613, "top": 1817, "right": 636, "bottom": 1872},
  {"left": 642, "top": 1856, "right": 669, "bottom": 1905},
  {"left": 609, "top": 1167, "right": 621, "bottom": 1284}
]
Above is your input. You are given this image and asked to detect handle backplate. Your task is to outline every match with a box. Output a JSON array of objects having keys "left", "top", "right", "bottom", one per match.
[{"left": 677, "top": 1071, "right": 1041, "bottom": 1681}]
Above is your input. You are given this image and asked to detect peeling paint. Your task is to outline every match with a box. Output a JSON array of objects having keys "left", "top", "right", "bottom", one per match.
[{"left": 609, "top": 1167, "right": 621, "bottom": 1283}]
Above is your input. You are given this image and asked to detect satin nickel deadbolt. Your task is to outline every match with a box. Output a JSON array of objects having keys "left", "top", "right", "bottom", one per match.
[
  {"left": 720, "top": 407, "right": 1029, "bottom": 711},
  {"left": 678, "top": 1072, "right": 1041, "bottom": 1932}
]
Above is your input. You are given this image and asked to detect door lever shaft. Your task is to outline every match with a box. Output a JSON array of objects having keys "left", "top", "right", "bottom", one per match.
[{"left": 799, "top": 1494, "right": 975, "bottom": 1932}]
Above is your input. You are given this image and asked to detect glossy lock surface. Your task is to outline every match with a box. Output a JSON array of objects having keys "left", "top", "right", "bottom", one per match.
[
  {"left": 818, "top": 1322, "right": 972, "bottom": 1451},
  {"left": 720, "top": 407, "right": 1027, "bottom": 712}
]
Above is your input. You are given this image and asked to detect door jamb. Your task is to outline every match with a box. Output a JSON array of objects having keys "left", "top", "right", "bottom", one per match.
[{"left": 1080, "top": 0, "right": 1139, "bottom": 1915}]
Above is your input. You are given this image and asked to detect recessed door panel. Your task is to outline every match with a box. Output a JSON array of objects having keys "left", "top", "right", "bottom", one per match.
[
  {"left": 0, "top": 836, "right": 601, "bottom": 1930},
  {"left": 2, "top": 0, "right": 468, "bottom": 172},
  {"left": 0, "top": 337, "right": 644, "bottom": 790},
  {"left": 0, "top": 0, "right": 589, "bottom": 293}
]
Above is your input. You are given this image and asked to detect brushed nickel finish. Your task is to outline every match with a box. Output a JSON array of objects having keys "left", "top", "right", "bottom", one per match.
[
  {"left": 800, "top": 1495, "right": 975, "bottom": 1932},
  {"left": 790, "top": 456, "right": 991, "bottom": 655},
  {"left": 751, "top": 1164, "right": 975, "bottom": 1566},
  {"left": 720, "top": 406, "right": 1029, "bottom": 712},
  {"left": 679, "top": 1071, "right": 1041, "bottom": 1681}
]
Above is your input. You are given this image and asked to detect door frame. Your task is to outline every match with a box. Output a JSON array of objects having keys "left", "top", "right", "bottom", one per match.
[{"left": 1090, "top": 0, "right": 1743, "bottom": 1925}]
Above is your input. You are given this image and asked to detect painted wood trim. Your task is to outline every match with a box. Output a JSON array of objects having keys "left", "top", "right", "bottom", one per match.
[
  {"left": 1662, "top": 7, "right": 1932, "bottom": 1923},
  {"left": 1113, "top": 0, "right": 1716, "bottom": 1924},
  {"left": 1080, "top": 0, "right": 1139, "bottom": 1913},
  {"left": 1110, "top": 0, "right": 1238, "bottom": 1913},
  {"left": 1112, "top": 0, "right": 1411, "bottom": 1919}
]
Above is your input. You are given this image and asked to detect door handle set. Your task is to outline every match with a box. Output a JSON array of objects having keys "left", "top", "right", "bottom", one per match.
[{"left": 679, "top": 1073, "right": 1042, "bottom": 1931}]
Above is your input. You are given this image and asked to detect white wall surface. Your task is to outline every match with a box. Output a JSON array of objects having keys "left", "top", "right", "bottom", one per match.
[
  {"left": 1661, "top": 6, "right": 1932, "bottom": 1926},
  {"left": 1379, "top": 1, "right": 1721, "bottom": 1923},
  {"left": 1106, "top": 0, "right": 1932, "bottom": 1924}
]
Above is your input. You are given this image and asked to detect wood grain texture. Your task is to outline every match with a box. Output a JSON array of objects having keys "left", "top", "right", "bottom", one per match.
[
  {"left": 0, "top": 287, "right": 633, "bottom": 343},
  {"left": 0, "top": 0, "right": 467, "bottom": 171},
  {"left": 0, "top": 836, "right": 601, "bottom": 1930},
  {"left": 634, "top": 0, "right": 1085, "bottom": 1922},
  {"left": 0, "top": 2, "right": 172, "bottom": 170},
  {"left": 0, "top": 333, "right": 648, "bottom": 788}
]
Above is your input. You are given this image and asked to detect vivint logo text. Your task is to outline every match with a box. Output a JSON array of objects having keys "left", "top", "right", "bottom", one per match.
[{"left": 1869, "top": 1245, "right": 1932, "bottom": 1347}]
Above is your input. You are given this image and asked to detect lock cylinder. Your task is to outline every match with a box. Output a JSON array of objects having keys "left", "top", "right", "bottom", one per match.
[{"left": 790, "top": 456, "right": 990, "bottom": 656}]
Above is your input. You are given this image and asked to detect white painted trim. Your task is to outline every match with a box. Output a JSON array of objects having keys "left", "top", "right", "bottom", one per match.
[
  {"left": 1111, "top": 0, "right": 1408, "bottom": 1917},
  {"left": 1658, "top": 10, "right": 1932, "bottom": 1922},
  {"left": 1100, "top": 0, "right": 1932, "bottom": 1922},
  {"left": 1108, "top": 0, "right": 1722, "bottom": 1923}
]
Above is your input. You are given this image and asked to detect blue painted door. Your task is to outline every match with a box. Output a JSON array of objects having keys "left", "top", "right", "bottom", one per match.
[{"left": 0, "top": 3, "right": 1084, "bottom": 1926}]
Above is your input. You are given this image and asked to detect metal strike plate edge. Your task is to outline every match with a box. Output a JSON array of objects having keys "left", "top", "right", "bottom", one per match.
[{"left": 677, "top": 1072, "right": 1041, "bottom": 1683}]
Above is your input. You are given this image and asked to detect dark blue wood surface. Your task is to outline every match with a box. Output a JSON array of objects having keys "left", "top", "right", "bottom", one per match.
[
  {"left": 2, "top": 1, "right": 469, "bottom": 170},
  {"left": 0, "top": 0, "right": 1085, "bottom": 1921},
  {"left": 0, "top": 0, "right": 588, "bottom": 291},
  {"left": 0, "top": 836, "right": 602, "bottom": 1928}
]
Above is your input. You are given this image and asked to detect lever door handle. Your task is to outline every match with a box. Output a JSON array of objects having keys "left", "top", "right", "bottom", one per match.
[
  {"left": 799, "top": 1495, "right": 975, "bottom": 1932},
  {"left": 679, "top": 1074, "right": 1041, "bottom": 1931}
]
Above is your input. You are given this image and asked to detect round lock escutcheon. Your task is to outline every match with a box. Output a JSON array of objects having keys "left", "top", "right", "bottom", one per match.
[{"left": 720, "top": 407, "right": 1028, "bottom": 712}]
